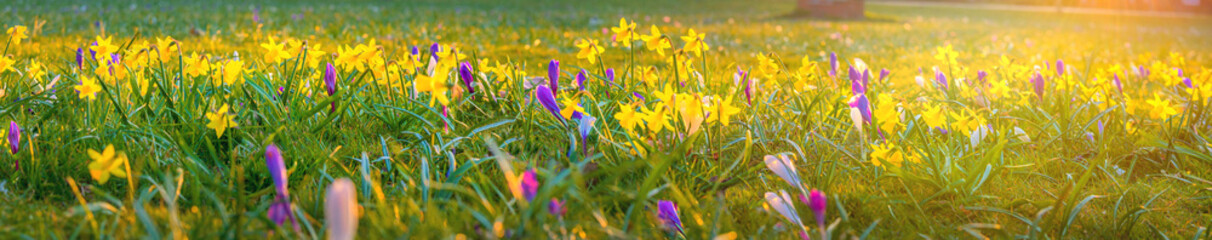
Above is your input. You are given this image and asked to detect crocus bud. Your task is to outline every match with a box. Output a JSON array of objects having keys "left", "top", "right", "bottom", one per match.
[
  {"left": 849, "top": 66, "right": 865, "bottom": 95},
  {"left": 828, "top": 52, "right": 838, "bottom": 76},
  {"left": 324, "top": 63, "right": 337, "bottom": 96},
  {"left": 764, "top": 154, "right": 801, "bottom": 187},
  {"left": 1113, "top": 74, "right": 1123, "bottom": 94},
  {"left": 656, "top": 200, "right": 683, "bottom": 233},
  {"left": 578, "top": 114, "right": 596, "bottom": 143},
  {"left": 976, "top": 70, "right": 988, "bottom": 86},
  {"left": 325, "top": 178, "right": 359, "bottom": 240},
  {"left": 809, "top": 189, "right": 828, "bottom": 239},
  {"left": 1056, "top": 59, "right": 1065, "bottom": 75},
  {"left": 576, "top": 70, "right": 587, "bottom": 91},
  {"left": 934, "top": 69, "right": 948, "bottom": 90},
  {"left": 459, "top": 62, "right": 475, "bottom": 94},
  {"left": 548, "top": 198, "right": 566, "bottom": 218},
  {"left": 9, "top": 121, "right": 20, "bottom": 154},
  {"left": 521, "top": 169, "right": 539, "bottom": 201},
  {"left": 605, "top": 68, "right": 615, "bottom": 83},
  {"left": 879, "top": 68, "right": 890, "bottom": 81},
  {"left": 547, "top": 60, "right": 560, "bottom": 96},
  {"left": 765, "top": 190, "right": 804, "bottom": 227},
  {"left": 266, "top": 144, "right": 288, "bottom": 195},
  {"left": 535, "top": 85, "right": 562, "bottom": 121},
  {"left": 429, "top": 43, "right": 441, "bottom": 61},
  {"left": 76, "top": 48, "right": 84, "bottom": 69},
  {"left": 1031, "top": 71, "right": 1045, "bottom": 100},
  {"left": 848, "top": 94, "right": 871, "bottom": 124}
]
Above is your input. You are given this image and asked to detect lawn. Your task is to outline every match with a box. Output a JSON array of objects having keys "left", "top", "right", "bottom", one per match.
[{"left": 0, "top": 0, "right": 1210, "bottom": 239}]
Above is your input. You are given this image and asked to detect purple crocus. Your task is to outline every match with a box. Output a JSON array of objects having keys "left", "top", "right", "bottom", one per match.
[
  {"left": 828, "top": 52, "right": 838, "bottom": 77},
  {"left": 459, "top": 62, "right": 475, "bottom": 94},
  {"left": 1183, "top": 77, "right": 1193, "bottom": 88},
  {"left": 265, "top": 144, "right": 296, "bottom": 228},
  {"left": 576, "top": 70, "right": 587, "bottom": 91},
  {"left": 429, "top": 43, "right": 441, "bottom": 61},
  {"left": 976, "top": 70, "right": 988, "bottom": 86},
  {"left": 809, "top": 189, "right": 828, "bottom": 239},
  {"left": 632, "top": 92, "right": 646, "bottom": 102},
  {"left": 1113, "top": 74, "right": 1123, "bottom": 94},
  {"left": 1056, "top": 59, "right": 1065, "bottom": 75},
  {"left": 849, "top": 66, "right": 865, "bottom": 95},
  {"left": 879, "top": 68, "right": 890, "bottom": 82},
  {"left": 89, "top": 42, "right": 97, "bottom": 61},
  {"left": 1031, "top": 71, "right": 1045, "bottom": 100},
  {"left": 521, "top": 169, "right": 539, "bottom": 201},
  {"left": 9, "top": 121, "right": 20, "bottom": 155},
  {"left": 934, "top": 69, "right": 948, "bottom": 90},
  {"left": 848, "top": 94, "right": 871, "bottom": 124},
  {"left": 410, "top": 46, "right": 420, "bottom": 56},
  {"left": 535, "top": 85, "right": 562, "bottom": 121},
  {"left": 75, "top": 48, "right": 85, "bottom": 69},
  {"left": 324, "top": 63, "right": 337, "bottom": 96},
  {"left": 325, "top": 63, "right": 338, "bottom": 113},
  {"left": 656, "top": 200, "right": 683, "bottom": 233},
  {"left": 548, "top": 198, "right": 567, "bottom": 218},
  {"left": 605, "top": 68, "right": 615, "bottom": 83},
  {"left": 604, "top": 68, "right": 615, "bottom": 97},
  {"left": 547, "top": 60, "right": 560, "bottom": 96}
]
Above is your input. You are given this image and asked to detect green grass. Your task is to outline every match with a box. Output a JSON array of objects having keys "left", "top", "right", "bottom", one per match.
[{"left": 0, "top": 0, "right": 1210, "bottom": 239}]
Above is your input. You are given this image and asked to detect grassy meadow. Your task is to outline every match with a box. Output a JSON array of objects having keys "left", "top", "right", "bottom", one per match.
[{"left": 1, "top": 0, "right": 1211, "bottom": 238}]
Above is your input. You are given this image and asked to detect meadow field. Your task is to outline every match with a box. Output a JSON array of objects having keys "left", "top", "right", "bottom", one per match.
[{"left": 1, "top": 0, "right": 1210, "bottom": 238}]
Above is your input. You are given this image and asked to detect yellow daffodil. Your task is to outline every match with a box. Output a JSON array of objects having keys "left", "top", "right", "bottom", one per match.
[
  {"left": 611, "top": 18, "right": 636, "bottom": 47},
  {"left": 415, "top": 67, "right": 451, "bottom": 106},
  {"left": 681, "top": 28, "right": 708, "bottom": 57},
  {"left": 615, "top": 102, "right": 641, "bottom": 133},
  {"left": 641, "top": 25, "right": 671, "bottom": 56},
  {"left": 0, "top": 55, "right": 14, "bottom": 73},
  {"left": 75, "top": 76, "right": 102, "bottom": 101},
  {"left": 641, "top": 105, "right": 673, "bottom": 134},
  {"left": 183, "top": 53, "right": 211, "bottom": 78},
  {"left": 152, "top": 36, "right": 178, "bottom": 63},
  {"left": 6, "top": 25, "right": 28, "bottom": 44},
  {"left": 1145, "top": 94, "right": 1179, "bottom": 120},
  {"left": 87, "top": 144, "right": 128, "bottom": 184},
  {"left": 560, "top": 96, "right": 585, "bottom": 120},
  {"left": 873, "top": 95, "right": 901, "bottom": 134},
  {"left": 219, "top": 60, "right": 246, "bottom": 86},
  {"left": 708, "top": 94, "right": 741, "bottom": 126},
  {"left": 261, "top": 37, "right": 291, "bottom": 64},
  {"left": 920, "top": 104, "right": 947, "bottom": 130},
  {"left": 206, "top": 104, "right": 237, "bottom": 138},
  {"left": 575, "top": 39, "right": 605, "bottom": 64},
  {"left": 26, "top": 60, "right": 46, "bottom": 81},
  {"left": 90, "top": 36, "right": 119, "bottom": 60}
]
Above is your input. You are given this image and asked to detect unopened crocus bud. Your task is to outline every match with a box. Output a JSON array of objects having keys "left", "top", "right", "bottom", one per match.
[
  {"left": 266, "top": 144, "right": 288, "bottom": 195},
  {"left": 76, "top": 48, "right": 84, "bottom": 69},
  {"left": 848, "top": 94, "right": 871, "bottom": 124},
  {"left": 809, "top": 189, "right": 827, "bottom": 239},
  {"left": 521, "top": 169, "right": 538, "bottom": 201},
  {"left": 459, "top": 62, "right": 475, "bottom": 94},
  {"left": 1032, "top": 71, "right": 1045, "bottom": 100},
  {"left": 879, "top": 68, "right": 890, "bottom": 81},
  {"left": 656, "top": 200, "right": 683, "bottom": 233},
  {"left": 605, "top": 68, "right": 615, "bottom": 83},
  {"left": 547, "top": 59, "right": 560, "bottom": 96},
  {"left": 535, "top": 85, "right": 562, "bottom": 121},
  {"left": 1056, "top": 59, "right": 1065, "bottom": 75},
  {"left": 9, "top": 121, "right": 20, "bottom": 154},
  {"left": 325, "top": 63, "right": 337, "bottom": 96},
  {"left": 548, "top": 198, "right": 566, "bottom": 218},
  {"left": 976, "top": 70, "right": 988, "bottom": 86},
  {"left": 934, "top": 69, "right": 948, "bottom": 90},
  {"left": 576, "top": 70, "right": 587, "bottom": 91},
  {"left": 429, "top": 43, "right": 441, "bottom": 61},
  {"left": 325, "top": 178, "right": 359, "bottom": 240}
]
